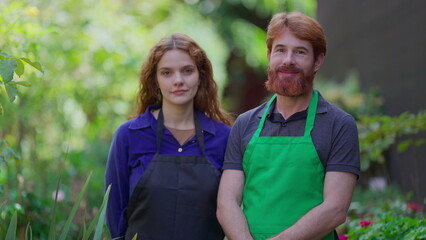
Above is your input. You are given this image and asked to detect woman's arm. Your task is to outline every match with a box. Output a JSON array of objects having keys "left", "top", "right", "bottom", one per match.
[{"left": 105, "top": 126, "right": 130, "bottom": 239}]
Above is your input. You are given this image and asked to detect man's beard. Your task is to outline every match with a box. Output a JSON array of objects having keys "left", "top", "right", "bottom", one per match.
[{"left": 265, "top": 65, "right": 314, "bottom": 97}]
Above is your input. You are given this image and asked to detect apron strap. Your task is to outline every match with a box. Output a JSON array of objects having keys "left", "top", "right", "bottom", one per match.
[
  {"left": 194, "top": 111, "right": 207, "bottom": 156},
  {"left": 156, "top": 110, "right": 165, "bottom": 153},
  {"left": 156, "top": 109, "right": 206, "bottom": 156},
  {"left": 255, "top": 91, "right": 318, "bottom": 138},
  {"left": 304, "top": 90, "right": 318, "bottom": 136}
]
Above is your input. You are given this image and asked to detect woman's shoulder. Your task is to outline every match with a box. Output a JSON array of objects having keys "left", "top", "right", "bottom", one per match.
[
  {"left": 214, "top": 119, "right": 231, "bottom": 133},
  {"left": 115, "top": 112, "right": 152, "bottom": 134},
  {"left": 197, "top": 111, "right": 231, "bottom": 135}
]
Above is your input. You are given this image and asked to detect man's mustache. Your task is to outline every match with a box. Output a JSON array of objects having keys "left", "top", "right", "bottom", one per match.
[{"left": 275, "top": 65, "right": 302, "bottom": 73}]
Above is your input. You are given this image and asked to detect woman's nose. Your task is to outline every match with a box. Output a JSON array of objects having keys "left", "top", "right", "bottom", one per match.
[{"left": 173, "top": 72, "right": 183, "bottom": 82}]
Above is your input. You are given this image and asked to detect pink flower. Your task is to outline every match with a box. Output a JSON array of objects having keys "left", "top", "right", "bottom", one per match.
[
  {"left": 52, "top": 190, "right": 65, "bottom": 202},
  {"left": 407, "top": 202, "right": 422, "bottom": 213},
  {"left": 339, "top": 234, "right": 348, "bottom": 240},
  {"left": 360, "top": 220, "right": 373, "bottom": 228}
]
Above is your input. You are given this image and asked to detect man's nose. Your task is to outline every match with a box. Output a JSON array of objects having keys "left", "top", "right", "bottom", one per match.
[{"left": 282, "top": 52, "right": 295, "bottom": 66}]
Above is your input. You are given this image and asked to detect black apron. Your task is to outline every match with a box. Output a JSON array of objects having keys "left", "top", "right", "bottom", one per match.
[{"left": 125, "top": 110, "right": 224, "bottom": 240}]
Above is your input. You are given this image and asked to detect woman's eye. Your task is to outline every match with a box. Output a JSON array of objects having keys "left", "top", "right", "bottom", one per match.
[
  {"left": 162, "top": 71, "right": 170, "bottom": 76},
  {"left": 184, "top": 68, "right": 194, "bottom": 74}
]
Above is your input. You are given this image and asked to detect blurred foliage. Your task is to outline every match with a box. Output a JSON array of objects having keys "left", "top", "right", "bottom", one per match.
[
  {"left": 357, "top": 110, "right": 426, "bottom": 171},
  {"left": 4, "top": 175, "right": 112, "bottom": 240},
  {"left": 316, "top": 73, "right": 426, "bottom": 172},
  {"left": 315, "top": 71, "right": 384, "bottom": 118},
  {"left": 337, "top": 186, "right": 426, "bottom": 239}
]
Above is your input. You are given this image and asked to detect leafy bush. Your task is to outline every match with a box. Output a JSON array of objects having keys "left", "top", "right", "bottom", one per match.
[
  {"left": 346, "top": 214, "right": 426, "bottom": 240},
  {"left": 4, "top": 174, "right": 112, "bottom": 240},
  {"left": 316, "top": 74, "right": 426, "bottom": 171},
  {"left": 338, "top": 186, "right": 426, "bottom": 240},
  {"left": 357, "top": 111, "right": 426, "bottom": 171}
]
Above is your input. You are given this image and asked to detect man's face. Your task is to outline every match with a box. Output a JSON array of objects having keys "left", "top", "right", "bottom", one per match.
[{"left": 266, "top": 28, "right": 324, "bottom": 97}]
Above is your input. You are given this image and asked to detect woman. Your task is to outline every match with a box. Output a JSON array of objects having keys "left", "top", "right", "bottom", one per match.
[{"left": 105, "top": 33, "right": 232, "bottom": 240}]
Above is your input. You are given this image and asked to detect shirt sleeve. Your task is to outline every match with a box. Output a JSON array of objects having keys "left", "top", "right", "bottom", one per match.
[
  {"left": 222, "top": 116, "right": 245, "bottom": 170},
  {"left": 105, "top": 124, "right": 130, "bottom": 239},
  {"left": 326, "top": 114, "right": 360, "bottom": 177}
]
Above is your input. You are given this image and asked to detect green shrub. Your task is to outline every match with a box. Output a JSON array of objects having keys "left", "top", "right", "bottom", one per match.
[
  {"left": 4, "top": 173, "right": 111, "bottom": 240},
  {"left": 338, "top": 186, "right": 425, "bottom": 240}
]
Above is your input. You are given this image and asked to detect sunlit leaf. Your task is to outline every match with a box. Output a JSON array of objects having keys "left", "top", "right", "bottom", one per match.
[
  {"left": 13, "top": 81, "right": 32, "bottom": 87},
  {"left": 15, "top": 59, "right": 25, "bottom": 77},
  {"left": 20, "top": 58, "right": 44, "bottom": 73}
]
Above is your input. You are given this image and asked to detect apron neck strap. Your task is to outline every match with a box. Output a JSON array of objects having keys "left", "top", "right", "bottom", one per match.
[
  {"left": 304, "top": 90, "right": 318, "bottom": 136},
  {"left": 156, "top": 109, "right": 206, "bottom": 155},
  {"left": 254, "top": 90, "right": 318, "bottom": 138}
]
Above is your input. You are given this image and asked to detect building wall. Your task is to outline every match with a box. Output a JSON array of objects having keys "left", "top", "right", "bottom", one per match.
[{"left": 317, "top": 0, "right": 426, "bottom": 203}]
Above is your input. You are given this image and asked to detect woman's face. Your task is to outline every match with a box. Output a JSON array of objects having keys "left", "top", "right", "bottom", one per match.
[{"left": 156, "top": 49, "right": 200, "bottom": 109}]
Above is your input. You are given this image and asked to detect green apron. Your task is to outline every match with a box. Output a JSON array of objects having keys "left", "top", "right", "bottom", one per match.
[{"left": 242, "top": 91, "right": 334, "bottom": 240}]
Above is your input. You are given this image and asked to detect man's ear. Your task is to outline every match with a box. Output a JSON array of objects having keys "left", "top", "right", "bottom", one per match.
[{"left": 314, "top": 53, "right": 325, "bottom": 72}]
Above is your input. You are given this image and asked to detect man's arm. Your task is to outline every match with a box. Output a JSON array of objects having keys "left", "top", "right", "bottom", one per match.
[
  {"left": 217, "top": 169, "right": 254, "bottom": 240},
  {"left": 269, "top": 171, "right": 357, "bottom": 240}
]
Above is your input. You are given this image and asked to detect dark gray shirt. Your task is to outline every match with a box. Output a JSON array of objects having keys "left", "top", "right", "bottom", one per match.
[{"left": 223, "top": 91, "right": 360, "bottom": 176}]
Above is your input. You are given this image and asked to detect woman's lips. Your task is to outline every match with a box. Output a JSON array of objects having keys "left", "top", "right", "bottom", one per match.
[{"left": 171, "top": 89, "right": 187, "bottom": 95}]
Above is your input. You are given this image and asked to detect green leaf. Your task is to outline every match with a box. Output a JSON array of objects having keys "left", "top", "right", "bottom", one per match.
[
  {"left": 0, "top": 58, "right": 17, "bottom": 83},
  {"left": 25, "top": 223, "right": 32, "bottom": 240},
  {"left": 20, "top": 58, "right": 44, "bottom": 73},
  {"left": 15, "top": 59, "right": 25, "bottom": 77},
  {"left": 5, "top": 83, "right": 18, "bottom": 102},
  {"left": 0, "top": 53, "right": 13, "bottom": 59},
  {"left": 58, "top": 171, "right": 93, "bottom": 240},
  {"left": 397, "top": 140, "right": 412, "bottom": 152},
  {"left": 5, "top": 211, "right": 17, "bottom": 240},
  {"left": 13, "top": 81, "right": 32, "bottom": 87},
  {"left": 82, "top": 184, "right": 111, "bottom": 240},
  {"left": 93, "top": 184, "right": 111, "bottom": 240},
  {"left": 0, "top": 104, "right": 3, "bottom": 116}
]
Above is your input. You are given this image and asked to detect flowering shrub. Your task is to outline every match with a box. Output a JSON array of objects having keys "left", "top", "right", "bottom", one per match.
[
  {"left": 339, "top": 234, "right": 348, "bottom": 240},
  {"left": 407, "top": 202, "right": 423, "bottom": 213},
  {"left": 338, "top": 186, "right": 426, "bottom": 240},
  {"left": 346, "top": 213, "right": 426, "bottom": 240},
  {"left": 359, "top": 220, "right": 373, "bottom": 228}
]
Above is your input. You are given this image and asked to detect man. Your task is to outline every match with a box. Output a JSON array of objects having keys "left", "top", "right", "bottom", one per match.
[{"left": 217, "top": 12, "right": 360, "bottom": 240}]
